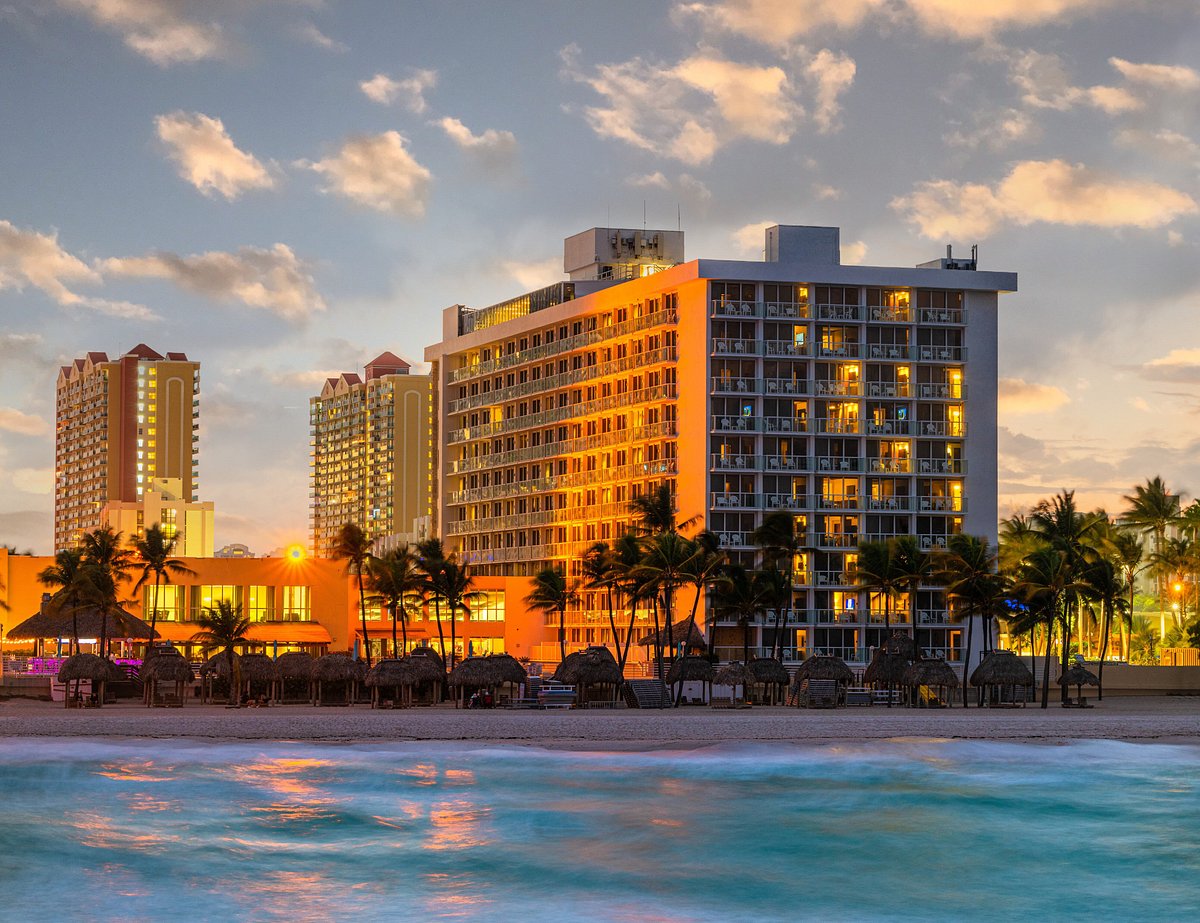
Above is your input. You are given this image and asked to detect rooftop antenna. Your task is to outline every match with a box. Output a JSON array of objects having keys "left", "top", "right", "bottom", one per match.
[{"left": 971, "top": 244, "right": 979, "bottom": 266}]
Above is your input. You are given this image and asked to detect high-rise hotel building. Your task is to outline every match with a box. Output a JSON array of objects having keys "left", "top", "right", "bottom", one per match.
[
  {"left": 310, "top": 352, "right": 432, "bottom": 557},
  {"left": 55, "top": 344, "right": 200, "bottom": 551},
  {"left": 425, "top": 226, "right": 1015, "bottom": 664}
]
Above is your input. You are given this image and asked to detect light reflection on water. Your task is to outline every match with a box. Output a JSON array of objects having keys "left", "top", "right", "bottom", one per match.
[{"left": 0, "top": 738, "right": 1198, "bottom": 921}]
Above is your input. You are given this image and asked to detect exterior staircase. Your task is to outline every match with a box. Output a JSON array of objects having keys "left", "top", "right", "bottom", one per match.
[{"left": 624, "top": 679, "right": 670, "bottom": 709}]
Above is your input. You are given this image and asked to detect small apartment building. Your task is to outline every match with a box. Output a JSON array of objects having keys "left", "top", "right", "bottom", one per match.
[
  {"left": 0, "top": 548, "right": 546, "bottom": 665},
  {"left": 310, "top": 352, "right": 433, "bottom": 557},
  {"left": 425, "top": 225, "right": 1016, "bottom": 667},
  {"left": 55, "top": 344, "right": 200, "bottom": 551},
  {"left": 101, "top": 477, "right": 216, "bottom": 556}
]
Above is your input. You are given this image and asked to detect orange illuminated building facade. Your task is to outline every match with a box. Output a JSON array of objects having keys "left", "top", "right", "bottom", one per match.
[
  {"left": 0, "top": 548, "right": 544, "bottom": 664},
  {"left": 55, "top": 345, "right": 200, "bottom": 552},
  {"left": 426, "top": 226, "right": 1016, "bottom": 665}
]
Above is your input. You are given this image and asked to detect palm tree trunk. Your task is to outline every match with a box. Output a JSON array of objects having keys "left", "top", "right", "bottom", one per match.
[
  {"left": 962, "top": 608, "right": 974, "bottom": 708},
  {"left": 391, "top": 603, "right": 399, "bottom": 659},
  {"left": 1040, "top": 618, "right": 1054, "bottom": 709},
  {"left": 149, "top": 572, "right": 161, "bottom": 657},
  {"left": 674, "top": 586, "right": 705, "bottom": 706},
  {"left": 400, "top": 613, "right": 408, "bottom": 654},
  {"left": 432, "top": 598, "right": 447, "bottom": 692},
  {"left": 604, "top": 586, "right": 619, "bottom": 663},
  {"left": 358, "top": 570, "right": 371, "bottom": 667},
  {"left": 449, "top": 604, "right": 459, "bottom": 672},
  {"left": 1098, "top": 599, "right": 1112, "bottom": 701},
  {"left": 228, "top": 645, "right": 239, "bottom": 706},
  {"left": 742, "top": 616, "right": 750, "bottom": 664},
  {"left": 1060, "top": 612, "right": 1071, "bottom": 706},
  {"left": 558, "top": 605, "right": 567, "bottom": 664},
  {"left": 651, "top": 598, "right": 664, "bottom": 696}
]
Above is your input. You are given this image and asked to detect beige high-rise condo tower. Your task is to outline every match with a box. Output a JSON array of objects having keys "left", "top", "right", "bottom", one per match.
[
  {"left": 55, "top": 344, "right": 200, "bottom": 551},
  {"left": 310, "top": 352, "right": 432, "bottom": 557}
]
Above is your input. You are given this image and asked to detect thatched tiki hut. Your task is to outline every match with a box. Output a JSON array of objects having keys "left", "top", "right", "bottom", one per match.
[
  {"left": 141, "top": 652, "right": 194, "bottom": 707},
  {"left": 407, "top": 647, "right": 446, "bottom": 704},
  {"left": 863, "top": 635, "right": 914, "bottom": 707},
  {"left": 448, "top": 654, "right": 527, "bottom": 708},
  {"left": 970, "top": 651, "right": 1034, "bottom": 707},
  {"left": 790, "top": 655, "right": 855, "bottom": 707},
  {"left": 239, "top": 653, "right": 281, "bottom": 704},
  {"left": 1057, "top": 664, "right": 1099, "bottom": 707},
  {"left": 666, "top": 655, "right": 714, "bottom": 704},
  {"left": 640, "top": 620, "right": 708, "bottom": 663},
  {"left": 314, "top": 653, "right": 366, "bottom": 706},
  {"left": 56, "top": 653, "right": 122, "bottom": 707},
  {"left": 8, "top": 598, "right": 156, "bottom": 657},
  {"left": 902, "top": 659, "right": 959, "bottom": 708},
  {"left": 200, "top": 650, "right": 241, "bottom": 704},
  {"left": 276, "top": 651, "right": 316, "bottom": 704},
  {"left": 554, "top": 646, "right": 623, "bottom": 705},
  {"left": 747, "top": 657, "right": 790, "bottom": 705},
  {"left": 712, "top": 661, "right": 754, "bottom": 704},
  {"left": 366, "top": 659, "right": 419, "bottom": 709}
]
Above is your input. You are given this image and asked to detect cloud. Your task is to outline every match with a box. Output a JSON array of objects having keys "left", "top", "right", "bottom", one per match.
[
  {"left": 11, "top": 467, "right": 53, "bottom": 495},
  {"left": 304, "top": 132, "right": 432, "bottom": 217},
  {"left": 903, "top": 0, "right": 1121, "bottom": 39},
  {"left": 998, "top": 377, "right": 1070, "bottom": 414},
  {"left": 841, "top": 240, "right": 867, "bottom": 264},
  {"left": 893, "top": 160, "right": 1198, "bottom": 239},
  {"left": 292, "top": 21, "right": 346, "bottom": 53},
  {"left": 61, "top": 0, "right": 226, "bottom": 65},
  {"left": 679, "top": 173, "right": 712, "bottom": 201},
  {"left": 502, "top": 257, "right": 562, "bottom": 290},
  {"left": 805, "top": 49, "right": 855, "bottom": 132},
  {"left": 155, "top": 111, "right": 274, "bottom": 200},
  {"left": 1110, "top": 57, "right": 1200, "bottom": 91},
  {"left": 437, "top": 117, "right": 518, "bottom": 169},
  {"left": 813, "top": 183, "right": 841, "bottom": 200},
  {"left": 1009, "top": 51, "right": 1139, "bottom": 114},
  {"left": 0, "top": 408, "right": 49, "bottom": 436},
  {"left": 675, "top": 0, "right": 885, "bottom": 45},
  {"left": 102, "top": 243, "right": 326, "bottom": 320},
  {"left": 732, "top": 220, "right": 775, "bottom": 256},
  {"left": 1141, "top": 348, "right": 1200, "bottom": 383},
  {"left": 629, "top": 172, "right": 670, "bottom": 189},
  {"left": 359, "top": 69, "right": 437, "bottom": 112},
  {"left": 566, "top": 47, "right": 802, "bottom": 164}
]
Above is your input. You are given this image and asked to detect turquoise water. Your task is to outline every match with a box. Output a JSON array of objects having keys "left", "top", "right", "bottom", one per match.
[{"left": 1, "top": 739, "right": 1198, "bottom": 921}]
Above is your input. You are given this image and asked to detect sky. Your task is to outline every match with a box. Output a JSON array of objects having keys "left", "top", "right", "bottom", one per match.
[{"left": 1, "top": 0, "right": 1199, "bottom": 555}]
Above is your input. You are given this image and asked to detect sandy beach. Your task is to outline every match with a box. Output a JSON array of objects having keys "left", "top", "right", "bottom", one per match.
[{"left": 1, "top": 696, "right": 1197, "bottom": 747}]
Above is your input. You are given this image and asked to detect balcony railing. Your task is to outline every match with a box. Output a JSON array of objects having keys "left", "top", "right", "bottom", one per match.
[
  {"left": 450, "top": 420, "right": 677, "bottom": 474},
  {"left": 868, "top": 458, "right": 912, "bottom": 474},
  {"left": 918, "top": 383, "right": 965, "bottom": 400},
  {"left": 867, "top": 344, "right": 909, "bottom": 360},
  {"left": 814, "top": 380, "right": 860, "bottom": 396},
  {"left": 916, "top": 496, "right": 965, "bottom": 512},
  {"left": 816, "top": 304, "right": 863, "bottom": 321},
  {"left": 764, "top": 416, "right": 807, "bottom": 434},
  {"left": 865, "top": 420, "right": 910, "bottom": 436},
  {"left": 917, "top": 345, "right": 967, "bottom": 362},
  {"left": 915, "top": 421, "right": 965, "bottom": 438},
  {"left": 816, "top": 456, "right": 864, "bottom": 473},
  {"left": 816, "top": 343, "right": 862, "bottom": 358},
  {"left": 813, "top": 417, "right": 860, "bottom": 435},
  {"left": 917, "top": 308, "right": 965, "bottom": 325},
  {"left": 868, "top": 306, "right": 913, "bottom": 323},
  {"left": 916, "top": 458, "right": 965, "bottom": 474},
  {"left": 866, "top": 382, "right": 912, "bottom": 398}
]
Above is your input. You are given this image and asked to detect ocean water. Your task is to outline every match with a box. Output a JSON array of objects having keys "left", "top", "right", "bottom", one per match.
[{"left": 0, "top": 738, "right": 1197, "bottom": 922}]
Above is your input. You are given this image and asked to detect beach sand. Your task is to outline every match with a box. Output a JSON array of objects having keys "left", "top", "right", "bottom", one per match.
[{"left": 1, "top": 695, "right": 1197, "bottom": 747}]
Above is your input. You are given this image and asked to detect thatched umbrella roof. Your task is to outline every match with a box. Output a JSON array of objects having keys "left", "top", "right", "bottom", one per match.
[
  {"left": 792, "top": 655, "right": 855, "bottom": 688},
  {"left": 200, "top": 649, "right": 241, "bottom": 678},
  {"left": 408, "top": 646, "right": 445, "bottom": 670},
  {"left": 314, "top": 652, "right": 366, "bottom": 683},
  {"left": 903, "top": 659, "right": 959, "bottom": 688},
  {"left": 240, "top": 653, "right": 280, "bottom": 684},
  {"left": 862, "top": 651, "right": 908, "bottom": 687},
  {"left": 555, "top": 647, "right": 622, "bottom": 686},
  {"left": 747, "top": 657, "right": 790, "bottom": 686},
  {"left": 1058, "top": 664, "right": 1100, "bottom": 687},
  {"left": 7, "top": 599, "right": 156, "bottom": 641},
  {"left": 141, "top": 654, "right": 194, "bottom": 684},
  {"left": 713, "top": 662, "right": 754, "bottom": 687},
  {"left": 666, "top": 655, "right": 714, "bottom": 684},
  {"left": 366, "top": 659, "right": 419, "bottom": 687},
  {"left": 970, "top": 651, "right": 1034, "bottom": 688},
  {"left": 404, "top": 653, "right": 445, "bottom": 684},
  {"left": 639, "top": 620, "right": 707, "bottom": 650},
  {"left": 276, "top": 651, "right": 315, "bottom": 680},
  {"left": 56, "top": 653, "right": 123, "bottom": 683},
  {"left": 881, "top": 632, "right": 917, "bottom": 659},
  {"left": 448, "top": 654, "right": 527, "bottom": 687}
]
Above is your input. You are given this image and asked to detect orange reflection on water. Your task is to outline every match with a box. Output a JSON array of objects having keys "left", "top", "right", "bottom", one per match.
[
  {"left": 422, "top": 872, "right": 490, "bottom": 918},
  {"left": 224, "top": 757, "right": 333, "bottom": 797},
  {"left": 424, "top": 800, "right": 492, "bottom": 851},
  {"left": 69, "top": 810, "right": 181, "bottom": 851},
  {"left": 118, "top": 793, "right": 181, "bottom": 813},
  {"left": 234, "top": 870, "right": 366, "bottom": 921},
  {"left": 85, "top": 862, "right": 150, "bottom": 898},
  {"left": 443, "top": 768, "right": 476, "bottom": 784},
  {"left": 395, "top": 762, "right": 439, "bottom": 786},
  {"left": 248, "top": 797, "right": 340, "bottom": 825},
  {"left": 95, "top": 760, "right": 175, "bottom": 783}
]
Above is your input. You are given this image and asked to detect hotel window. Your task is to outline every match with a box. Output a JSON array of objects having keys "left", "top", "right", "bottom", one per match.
[
  {"left": 246, "top": 585, "right": 271, "bottom": 622},
  {"left": 197, "top": 585, "right": 238, "bottom": 619},
  {"left": 281, "top": 586, "right": 311, "bottom": 622},
  {"left": 144, "top": 584, "right": 182, "bottom": 622}
]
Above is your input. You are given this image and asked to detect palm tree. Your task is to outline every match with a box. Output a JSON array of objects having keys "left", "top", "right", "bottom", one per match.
[
  {"left": 416, "top": 539, "right": 449, "bottom": 671},
  {"left": 524, "top": 567, "right": 577, "bottom": 664},
  {"left": 1106, "top": 530, "right": 1146, "bottom": 661},
  {"left": 80, "top": 526, "right": 136, "bottom": 658},
  {"left": 331, "top": 523, "right": 375, "bottom": 667},
  {"left": 1012, "top": 545, "right": 1077, "bottom": 708},
  {"left": 674, "top": 531, "right": 726, "bottom": 705},
  {"left": 634, "top": 531, "right": 697, "bottom": 683},
  {"left": 1081, "top": 557, "right": 1124, "bottom": 700},
  {"left": 37, "top": 548, "right": 86, "bottom": 654},
  {"left": 612, "top": 531, "right": 648, "bottom": 675},
  {"left": 581, "top": 542, "right": 621, "bottom": 661},
  {"left": 751, "top": 510, "right": 805, "bottom": 659},
  {"left": 1149, "top": 537, "right": 1195, "bottom": 633},
  {"left": 630, "top": 483, "right": 697, "bottom": 535},
  {"left": 891, "top": 535, "right": 935, "bottom": 657},
  {"left": 939, "top": 535, "right": 1004, "bottom": 707},
  {"left": 854, "top": 540, "right": 901, "bottom": 639},
  {"left": 132, "top": 524, "right": 195, "bottom": 656},
  {"left": 190, "top": 600, "right": 251, "bottom": 705},
  {"left": 1123, "top": 476, "right": 1181, "bottom": 637},
  {"left": 435, "top": 560, "right": 482, "bottom": 670},
  {"left": 366, "top": 545, "right": 424, "bottom": 657}
]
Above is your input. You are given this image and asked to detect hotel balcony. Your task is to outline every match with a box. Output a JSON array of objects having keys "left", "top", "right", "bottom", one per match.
[
  {"left": 917, "top": 382, "right": 965, "bottom": 400},
  {"left": 449, "top": 421, "right": 677, "bottom": 475},
  {"left": 814, "top": 379, "right": 860, "bottom": 396},
  {"left": 710, "top": 492, "right": 812, "bottom": 511},
  {"left": 711, "top": 377, "right": 808, "bottom": 396},
  {"left": 917, "top": 307, "right": 966, "bottom": 325},
  {"left": 917, "top": 345, "right": 967, "bottom": 362},
  {"left": 916, "top": 458, "right": 965, "bottom": 474},
  {"left": 867, "top": 306, "right": 914, "bottom": 323},
  {"left": 917, "top": 496, "right": 966, "bottom": 512},
  {"left": 816, "top": 343, "right": 863, "bottom": 359},
  {"left": 815, "top": 304, "right": 863, "bottom": 321},
  {"left": 915, "top": 421, "right": 965, "bottom": 437}
]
